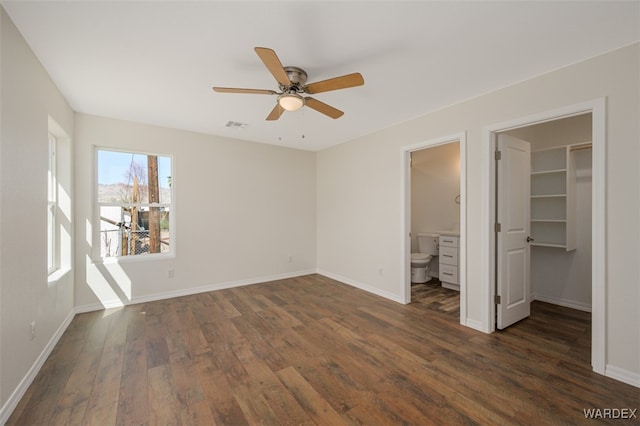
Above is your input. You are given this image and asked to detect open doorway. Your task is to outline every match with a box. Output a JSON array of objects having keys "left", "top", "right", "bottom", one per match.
[
  {"left": 485, "top": 98, "right": 606, "bottom": 374},
  {"left": 402, "top": 132, "right": 467, "bottom": 325},
  {"left": 492, "top": 115, "right": 594, "bottom": 329},
  {"left": 504, "top": 114, "right": 593, "bottom": 312},
  {"left": 410, "top": 142, "right": 461, "bottom": 319}
]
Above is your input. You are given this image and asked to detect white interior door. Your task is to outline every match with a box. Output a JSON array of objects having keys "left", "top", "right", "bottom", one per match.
[{"left": 496, "top": 134, "right": 531, "bottom": 329}]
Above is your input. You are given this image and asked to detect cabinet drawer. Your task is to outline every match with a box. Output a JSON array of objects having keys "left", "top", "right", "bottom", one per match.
[
  {"left": 439, "top": 246, "right": 458, "bottom": 266},
  {"left": 439, "top": 236, "right": 458, "bottom": 248},
  {"left": 439, "top": 264, "right": 458, "bottom": 284}
]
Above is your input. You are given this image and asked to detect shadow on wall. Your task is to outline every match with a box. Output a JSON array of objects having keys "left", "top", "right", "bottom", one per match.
[
  {"left": 85, "top": 254, "right": 132, "bottom": 308},
  {"left": 84, "top": 216, "right": 133, "bottom": 309}
]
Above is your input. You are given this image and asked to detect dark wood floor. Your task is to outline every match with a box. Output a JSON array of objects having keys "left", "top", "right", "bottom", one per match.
[
  {"left": 410, "top": 277, "right": 460, "bottom": 320},
  {"left": 8, "top": 274, "right": 639, "bottom": 425}
]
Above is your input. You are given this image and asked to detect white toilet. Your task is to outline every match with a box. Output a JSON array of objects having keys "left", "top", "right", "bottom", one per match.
[{"left": 411, "top": 233, "right": 439, "bottom": 283}]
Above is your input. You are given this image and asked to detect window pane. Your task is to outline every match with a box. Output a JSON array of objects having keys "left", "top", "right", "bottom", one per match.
[
  {"left": 98, "top": 150, "right": 172, "bottom": 204},
  {"left": 48, "top": 134, "right": 56, "bottom": 202},
  {"left": 99, "top": 205, "right": 170, "bottom": 257},
  {"left": 48, "top": 204, "right": 55, "bottom": 270},
  {"left": 48, "top": 134, "right": 56, "bottom": 273},
  {"left": 97, "top": 149, "right": 172, "bottom": 258},
  {"left": 158, "top": 156, "right": 172, "bottom": 204}
]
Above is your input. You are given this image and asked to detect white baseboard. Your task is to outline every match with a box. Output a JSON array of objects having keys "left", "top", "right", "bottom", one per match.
[
  {"left": 75, "top": 269, "right": 317, "bottom": 313},
  {"left": 463, "top": 318, "right": 488, "bottom": 333},
  {"left": 0, "top": 309, "right": 75, "bottom": 425},
  {"left": 316, "top": 269, "right": 404, "bottom": 304},
  {"left": 75, "top": 299, "right": 128, "bottom": 313},
  {"left": 605, "top": 364, "right": 640, "bottom": 388},
  {"left": 532, "top": 294, "right": 592, "bottom": 312}
]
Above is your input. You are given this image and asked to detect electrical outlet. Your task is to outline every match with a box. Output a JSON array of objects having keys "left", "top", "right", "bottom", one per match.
[
  {"left": 30, "top": 321, "right": 36, "bottom": 340},
  {"left": 168, "top": 269, "right": 174, "bottom": 278}
]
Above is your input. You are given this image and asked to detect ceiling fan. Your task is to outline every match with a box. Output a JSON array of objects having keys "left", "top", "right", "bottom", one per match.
[{"left": 213, "top": 47, "right": 364, "bottom": 121}]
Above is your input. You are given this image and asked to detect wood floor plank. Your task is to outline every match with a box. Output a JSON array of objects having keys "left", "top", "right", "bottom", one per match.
[
  {"left": 251, "top": 375, "right": 315, "bottom": 426},
  {"left": 6, "top": 274, "right": 639, "bottom": 425},
  {"left": 292, "top": 356, "right": 370, "bottom": 414},
  {"left": 49, "top": 311, "right": 115, "bottom": 425},
  {"left": 233, "top": 383, "right": 282, "bottom": 425},
  {"left": 181, "top": 399, "right": 217, "bottom": 426},
  {"left": 275, "top": 366, "right": 348, "bottom": 426},
  {"left": 169, "top": 353, "right": 206, "bottom": 408},
  {"left": 83, "top": 309, "right": 130, "bottom": 425},
  {"left": 115, "top": 337, "right": 148, "bottom": 425},
  {"left": 194, "top": 354, "right": 248, "bottom": 425},
  {"left": 147, "top": 364, "right": 183, "bottom": 425}
]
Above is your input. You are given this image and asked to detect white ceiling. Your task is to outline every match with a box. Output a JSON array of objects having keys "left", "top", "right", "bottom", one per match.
[{"left": 3, "top": 1, "right": 639, "bottom": 151}]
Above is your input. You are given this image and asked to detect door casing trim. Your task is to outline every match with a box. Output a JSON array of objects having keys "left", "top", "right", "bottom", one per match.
[{"left": 401, "top": 132, "right": 467, "bottom": 327}]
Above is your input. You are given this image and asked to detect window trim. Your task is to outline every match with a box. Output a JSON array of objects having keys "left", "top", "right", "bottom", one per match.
[{"left": 94, "top": 147, "right": 174, "bottom": 261}]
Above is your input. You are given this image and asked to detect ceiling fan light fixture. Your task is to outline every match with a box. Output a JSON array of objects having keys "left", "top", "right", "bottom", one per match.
[
  {"left": 214, "top": 47, "right": 363, "bottom": 121},
  {"left": 278, "top": 93, "right": 304, "bottom": 111}
]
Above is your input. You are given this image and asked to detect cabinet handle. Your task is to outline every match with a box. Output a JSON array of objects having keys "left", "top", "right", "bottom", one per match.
[
  {"left": 442, "top": 272, "right": 453, "bottom": 276},
  {"left": 443, "top": 255, "right": 453, "bottom": 258}
]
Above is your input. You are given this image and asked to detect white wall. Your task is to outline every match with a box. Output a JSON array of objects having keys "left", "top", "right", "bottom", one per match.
[
  {"left": 317, "top": 43, "right": 640, "bottom": 380},
  {"left": 507, "top": 113, "right": 592, "bottom": 149},
  {"left": 74, "top": 114, "right": 317, "bottom": 311},
  {"left": 0, "top": 7, "right": 75, "bottom": 419},
  {"left": 411, "top": 142, "right": 460, "bottom": 252}
]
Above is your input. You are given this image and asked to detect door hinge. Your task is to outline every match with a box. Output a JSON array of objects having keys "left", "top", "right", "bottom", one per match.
[
  {"left": 495, "top": 294, "right": 501, "bottom": 304},
  {"left": 495, "top": 223, "right": 501, "bottom": 232},
  {"left": 495, "top": 150, "right": 502, "bottom": 160}
]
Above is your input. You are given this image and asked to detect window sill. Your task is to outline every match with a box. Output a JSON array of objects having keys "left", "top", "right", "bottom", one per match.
[
  {"left": 95, "top": 252, "right": 175, "bottom": 265},
  {"left": 48, "top": 267, "right": 71, "bottom": 286}
]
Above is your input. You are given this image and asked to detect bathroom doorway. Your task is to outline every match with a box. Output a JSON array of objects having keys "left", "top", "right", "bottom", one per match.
[{"left": 403, "top": 133, "right": 466, "bottom": 324}]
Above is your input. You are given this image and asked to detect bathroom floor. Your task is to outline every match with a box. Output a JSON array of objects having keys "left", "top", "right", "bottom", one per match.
[{"left": 410, "top": 278, "right": 460, "bottom": 320}]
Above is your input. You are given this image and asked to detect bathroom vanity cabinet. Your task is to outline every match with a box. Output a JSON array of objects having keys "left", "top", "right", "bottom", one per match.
[{"left": 439, "top": 234, "right": 460, "bottom": 291}]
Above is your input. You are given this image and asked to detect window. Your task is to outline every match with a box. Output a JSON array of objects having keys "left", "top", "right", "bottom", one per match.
[
  {"left": 97, "top": 149, "right": 172, "bottom": 258},
  {"left": 47, "top": 133, "right": 57, "bottom": 273}
]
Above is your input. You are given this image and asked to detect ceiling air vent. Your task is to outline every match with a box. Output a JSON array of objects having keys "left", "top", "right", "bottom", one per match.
[{"left": 225, "top": 121, "right": 248, "bottom": 129}]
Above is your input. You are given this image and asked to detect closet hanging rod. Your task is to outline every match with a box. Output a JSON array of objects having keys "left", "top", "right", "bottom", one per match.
[{"left": 570, "top": 143, "right": 592, "bottom": 152}]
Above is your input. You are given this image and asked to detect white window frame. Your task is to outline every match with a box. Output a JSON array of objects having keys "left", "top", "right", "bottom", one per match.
[
  {"left": 95, "top": 147, "right": 174, "bottom": 261},
  {"left": 47, "top": 133, "right": 58, "bottom": 274}
]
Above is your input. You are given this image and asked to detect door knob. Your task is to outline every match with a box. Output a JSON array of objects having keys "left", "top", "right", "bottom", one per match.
[{"left": 526, "top": 236, "right": 535, "bottom": 243}]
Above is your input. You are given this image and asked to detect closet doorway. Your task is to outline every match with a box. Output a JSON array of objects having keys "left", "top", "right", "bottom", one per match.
[
  {"left": 486, "top": 98, "right": 605, "bottom": 374},
  {"left": 504, "top": 114, "right": 593, "bottom": 314}
]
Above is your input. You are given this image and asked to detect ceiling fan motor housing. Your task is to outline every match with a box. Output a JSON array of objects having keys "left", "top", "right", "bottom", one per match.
[{"left": 280, "top": 66, "right": 308, "bottom": 92}]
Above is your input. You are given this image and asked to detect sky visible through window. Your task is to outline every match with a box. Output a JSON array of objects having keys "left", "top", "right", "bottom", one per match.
[{"left": 98, "top": 150, "right": 171, "bottom": 188}]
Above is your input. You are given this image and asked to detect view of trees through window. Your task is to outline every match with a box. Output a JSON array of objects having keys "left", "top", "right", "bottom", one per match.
[{"left": 97, "top": 149, "right": 172, "bottom": 257}]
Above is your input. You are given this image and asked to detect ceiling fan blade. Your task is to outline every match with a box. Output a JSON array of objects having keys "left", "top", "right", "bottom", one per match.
[
  {"left": 213, "top": 87, "right": 277, "bottom": 95},
  {"left": 266, "top": 104, "right": 284, "bottom": 121},
  {"left": 254, "top": 47, "right": 291, "bottom": 86},
  {"left": 304, "top": 72, "right": 364, "bottom": 94},
  {"left": 304, "top": 97, "right": 344, "bottom": 119}
]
